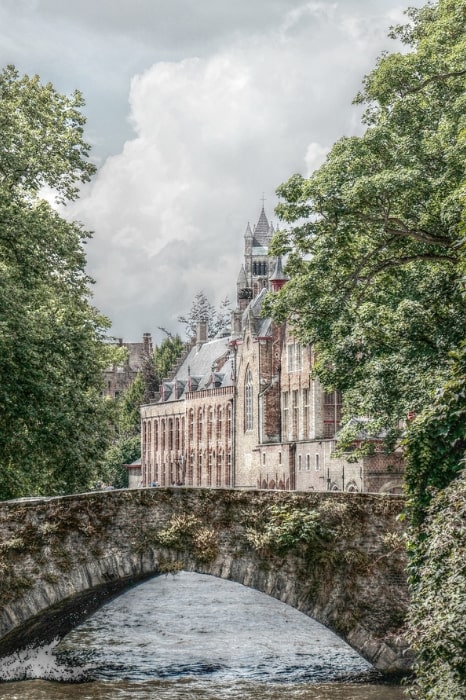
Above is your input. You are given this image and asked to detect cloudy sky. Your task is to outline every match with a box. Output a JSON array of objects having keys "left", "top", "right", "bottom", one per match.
[{"left": 1, "top": 0, "right": 421, "bottom": 343}]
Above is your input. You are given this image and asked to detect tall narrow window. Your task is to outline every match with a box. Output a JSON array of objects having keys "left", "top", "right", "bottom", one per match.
[
  {"left": 245, "top": 369, "right": 253, "bottom": 431},
  {"left": 303, "top": 388, "right": 310, "bottom": 439},
  {"left": 217, "top": 407, "right": 223, "bottom": 440},
  {"left": 154, "top": 420, "right": 159, "bottom": 451},
  {"left": 207, "top": 406, "right": 213, "bottom": 441},
  {"left": 227, "top": 404, "right": 232, "bottom": 440},
  {"left": 282, "top": 392, "right": 289, "bottom": 439},
  {"left": 292, "top": 390, "right": 299, "bottom": 439},
  {"left": 188, "top": 452, "right": 194, "bottom": 484},
  {"left": 287, "top": 344, "right": 294, "bottom": 372},
  {"left": 323, "top": 391, "right": 343, "bottom": 438},
  {"left": 226, "top": 450, "right": 232, "bottom": 486},
  {"left": 295, "top": 343, "right": 302, "bottom": 371},
  {"left": 188, "top": 409, "right": 194, "bottom": 441},
  {"left": 175, "top": 418, "right": 180, "bottom": 450},
  {"left": 161, "top": 419, "right": 166, "bottom": 451}
]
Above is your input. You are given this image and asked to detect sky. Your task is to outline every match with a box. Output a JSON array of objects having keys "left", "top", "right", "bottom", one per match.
[{"left": 0, "top": 0, "right": 421, "bottom": 344}]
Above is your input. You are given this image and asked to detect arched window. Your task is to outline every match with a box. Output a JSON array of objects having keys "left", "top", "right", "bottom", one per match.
[
  {"left": 154, "top": 420, "right": 159, "bottom": 451},
  {"left": 245, "top": 368, "right": 253, "bottom": 431},
  {"left": 217, "top": 407, "right": 223, "bottom": 440},
  {"left": 188, "top": 409, "right": 194, "bottom": 441},
  {"left": 207, "top": 451, "right": 213, "bottom": 486},
  {"left": 168, "top": 419, "right": 173, "bottom": 450},
  {"left": 175, "top": 418, "right": 180, "bottom": 450},
  {"left": 227, "top": 404, "right": 232, "bottom": 440},
  {"left": 198, "top": 408, "right": 204, "bottom": 441},
  {"left": 188, "top": 452, "right": 194, "bottom": 484},
  {"left": 207, "top": 406, "right": 213, "bottom": 440},
  {"left": 161, "top": 419, "right": 166, "bottom": 451}
]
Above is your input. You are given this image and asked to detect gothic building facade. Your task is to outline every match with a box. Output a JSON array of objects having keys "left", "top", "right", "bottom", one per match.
[{"left": 140, "top": 207, "right": 404, "bottom": 493}]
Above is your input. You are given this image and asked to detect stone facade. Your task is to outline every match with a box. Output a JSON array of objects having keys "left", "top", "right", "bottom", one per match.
[
  {"left": 0, "top": 489, "right": 411, "bottom": 674},
  {"left": 103, "top": 332, "right": 153, "bottom": 398},
  {"left": 140, "top": 206, "right": 404, "bottom": 493}
]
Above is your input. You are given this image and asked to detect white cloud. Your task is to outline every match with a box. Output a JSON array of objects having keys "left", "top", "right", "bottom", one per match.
[
  {"left": 56, "top": 0, "right": 418, "bottom": 343},
  {"left": 304, "top": 143, "right": 330, "bottom": 176}
]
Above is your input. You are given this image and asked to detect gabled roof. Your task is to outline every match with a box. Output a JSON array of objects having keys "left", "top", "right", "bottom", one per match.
[{"left": 158, "top": 336, "right": 234, "bottom": 402}]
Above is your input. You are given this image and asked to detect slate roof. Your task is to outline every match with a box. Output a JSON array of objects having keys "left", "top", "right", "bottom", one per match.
[
  {"left": 252, "top": 206, "right": 273, "bottom": 247},
  {"left": 159, "top": 336, "right": 234, "bottom": 402}
]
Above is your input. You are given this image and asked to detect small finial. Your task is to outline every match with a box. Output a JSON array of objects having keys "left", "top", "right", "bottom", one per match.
[{"left": 260, "top": 192, "right": 266, "bottom": 208}]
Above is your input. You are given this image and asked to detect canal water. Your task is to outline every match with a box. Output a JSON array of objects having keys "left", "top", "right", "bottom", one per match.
[{"left": 0, "top": 572, "right": 406, "bottom": 699}]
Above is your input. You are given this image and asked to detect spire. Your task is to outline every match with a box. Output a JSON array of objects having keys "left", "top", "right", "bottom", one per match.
[
  {"left": 237, "top": 265, "right": 247, "bottom": 286},
  {"left": 244, "top": 222, "right": 253, "bottom": 239},
  {"left": 252, "top": 204, "right": 271, "bottom": 247},
  {"left": 269, "top": 256, "right": 288, "bottom": 292},
  {"left": 255, "top": 206, "right": 269, "bottom": 236}
]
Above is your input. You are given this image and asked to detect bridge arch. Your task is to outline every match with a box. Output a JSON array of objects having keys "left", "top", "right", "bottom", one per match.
[{"left": 0, "top": 489, "right": 412, "bottom": 674}]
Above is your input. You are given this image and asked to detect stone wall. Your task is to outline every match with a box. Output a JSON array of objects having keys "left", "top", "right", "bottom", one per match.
[{"left": 0, "top": 489, "right": 411, "bottom": 674}]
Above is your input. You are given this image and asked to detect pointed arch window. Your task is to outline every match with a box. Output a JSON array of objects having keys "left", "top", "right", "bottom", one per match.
[{"left": 245, "top": 368, "right": 253, "bottom": 431}]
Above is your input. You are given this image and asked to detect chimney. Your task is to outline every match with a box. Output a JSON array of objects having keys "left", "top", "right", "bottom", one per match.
[
  {"left": 143, "top": 332, "right": 152, "bottom": 355},
  {"left": 196, "top": 321, "right": 208, "bottom": 349}
]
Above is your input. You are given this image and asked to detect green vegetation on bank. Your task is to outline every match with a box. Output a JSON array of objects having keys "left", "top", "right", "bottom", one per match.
[{"left": 266, "top": 1, "right": 466, "bottom": 696}]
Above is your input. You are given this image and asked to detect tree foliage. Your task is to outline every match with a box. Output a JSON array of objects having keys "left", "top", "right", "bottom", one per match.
[
  {"left": 99, "top": 335, "right": 185, "bottom": 487},
  {"left": 406, "top": 473, "right": 466, "bottom": 699},
  {"left": 266, "top": 1, "right": 466, "bottom": 691},
  {"left": 0, "top": 66, "right": 111, "bottom": 499},
  {"left": 178, "top": 291, "right": 231, "bottom": 340},
  {"left": 267, "top": 0, "right": 466, "bottom": 447}
]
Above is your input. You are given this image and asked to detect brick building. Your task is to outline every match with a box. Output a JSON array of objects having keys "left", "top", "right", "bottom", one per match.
[
  {"left": 103, "top": 333, "right": 153, "bottom": 398},
  {"left": 140, "top": 206, "right": 404, "bottom": 493}
]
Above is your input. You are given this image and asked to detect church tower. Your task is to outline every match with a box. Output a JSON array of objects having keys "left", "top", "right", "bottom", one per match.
[{"left": 236, "top": 202, "right": 275, "bottom": 309}]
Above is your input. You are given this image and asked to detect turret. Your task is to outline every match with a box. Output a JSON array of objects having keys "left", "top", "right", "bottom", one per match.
[{"left": 269, "top": 256, "right": 288, "bottom": 292}]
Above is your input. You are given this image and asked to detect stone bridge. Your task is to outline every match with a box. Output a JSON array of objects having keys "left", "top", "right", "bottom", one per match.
[{"left": 0, "top": 488, "right": 412, "bottom": 674}]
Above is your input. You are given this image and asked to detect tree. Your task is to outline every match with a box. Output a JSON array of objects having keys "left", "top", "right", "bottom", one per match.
[
  {"left": 406, "top": 470, "right": 466, "bottom": 699},
  {"left": 178, "top": 291, "right": 231, "bottom": 339},
  {"left": 267, "top": 0, "right": 466, "bottom": 450},
  {"left": 99, "top": 335, "right": 185, "bottom": 487},
  {"left": 266, "top": 2, "right": 466, "bottom": 693},
  {"left": 0, "top": 66, "right": 111, "bottom": 498}
]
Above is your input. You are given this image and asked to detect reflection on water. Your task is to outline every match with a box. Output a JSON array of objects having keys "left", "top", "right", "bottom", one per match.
[
  {"left": 0, "top": 679, "right": 406, "bottom": 700},
  {"left": 0, "top": 572, "right": 406, "bottom": 699},
  {"left": 57, "top": 571, "right": 372, "bottom": 683}
]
